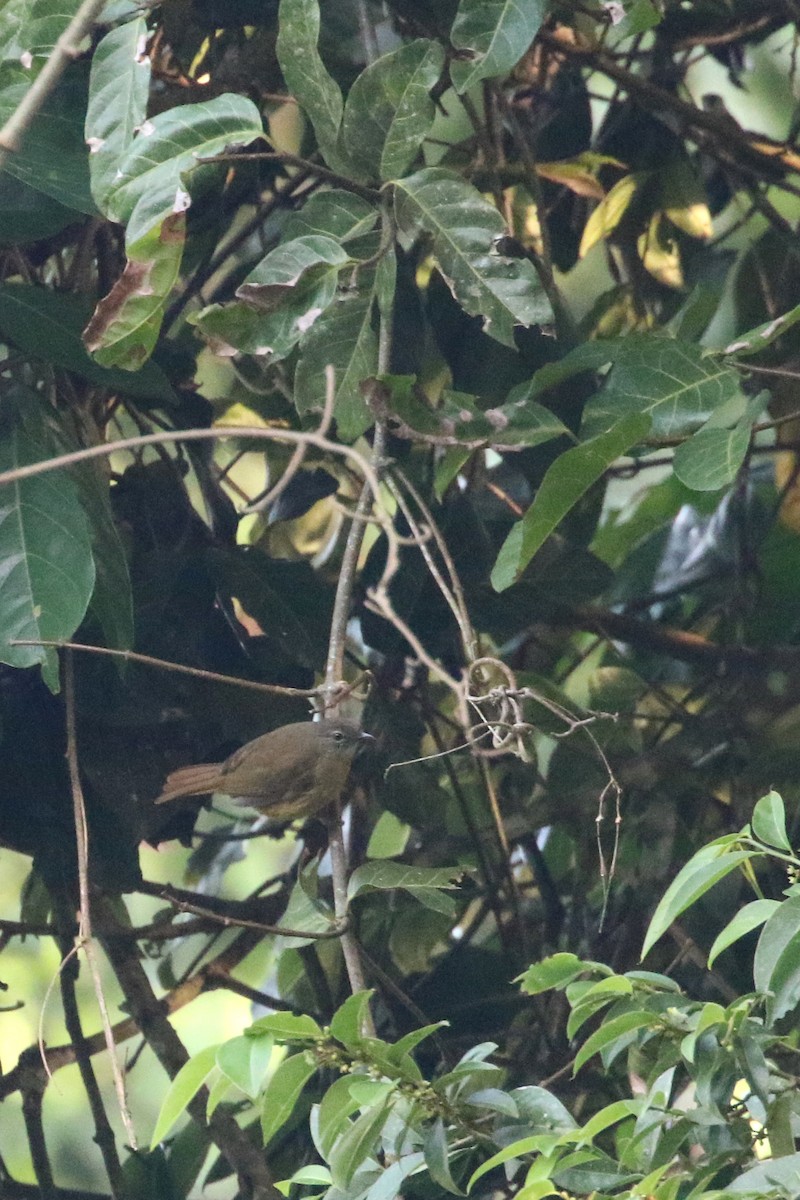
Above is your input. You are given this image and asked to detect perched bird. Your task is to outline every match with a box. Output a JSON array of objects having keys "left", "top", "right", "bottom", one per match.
[{"left": 156, "top": 719, "right": 372, "bottom": 821}]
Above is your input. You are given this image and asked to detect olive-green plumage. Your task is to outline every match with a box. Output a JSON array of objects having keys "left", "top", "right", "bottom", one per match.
[{"left": 156, "top": 719, "right": 370, "bottom": 821}]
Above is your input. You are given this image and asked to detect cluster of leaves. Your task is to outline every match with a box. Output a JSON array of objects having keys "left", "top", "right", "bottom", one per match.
[
  {"left": 150, "top": 792, "right": 800, "bottom": 1200},
  {"left": 3, "top": 0, "right": 800, "bottom": 1196}
]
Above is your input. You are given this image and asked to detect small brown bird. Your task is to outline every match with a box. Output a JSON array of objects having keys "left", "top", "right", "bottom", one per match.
[{"left": 156, "top": 719, "right": 372, "bottom": 822}]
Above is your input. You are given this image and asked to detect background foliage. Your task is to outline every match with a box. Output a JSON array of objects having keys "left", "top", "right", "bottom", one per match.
[{"left": 3, "top": 0, "right": 800, "bottom": 1197}]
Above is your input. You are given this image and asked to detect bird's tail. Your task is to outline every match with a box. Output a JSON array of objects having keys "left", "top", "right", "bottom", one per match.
[{"left": 156, "top": 763, "right": 224, "bottom": 804}]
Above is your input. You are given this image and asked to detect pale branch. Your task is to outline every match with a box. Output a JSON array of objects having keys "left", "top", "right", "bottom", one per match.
[
  {"left": 0, "top": 0, "right": 107, "bottom": 164},
  {"left": 63, "top": 652, "right": 137, "bottom": 1154},
  {"left": 0, "top": 425, "right": 382, "bottom": 503}
]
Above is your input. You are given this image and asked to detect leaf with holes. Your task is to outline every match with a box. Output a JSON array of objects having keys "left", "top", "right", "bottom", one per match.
[{"left": 394, "top": 168, "right": 550, "bottom": 347}]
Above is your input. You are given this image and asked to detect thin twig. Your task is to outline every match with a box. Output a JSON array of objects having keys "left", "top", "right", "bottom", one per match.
[
  {"left": 322, "top": 201, "right": 396, "bottom": 1022},
  {"left": 0, "top": 424, "right": 382, "bottom": 503},
  {"left": 11, "top": 639, "right": 317, "bottom": 698},
  {"left": 245, "top": 362, "right": 337, "bottom": 514},
  {"left": 64, "top": 653, "right": 138, "bottom": 1150}
]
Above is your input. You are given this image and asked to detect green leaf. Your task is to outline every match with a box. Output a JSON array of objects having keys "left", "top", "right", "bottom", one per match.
[
  {"left": 566, "top": 977, "right": 634, "bottom": 1039},
  {"left": 641, "top": 845, "right": 757, "bottom": 959},
  {"left": 318, "top": 1075, "right": 365, "bottom": 1157},
  {"left": 366, "top": 810, "right": 412, "bottom": 858},
  {"left": 0, "top": 169, "right": 76, "bottom": 243},
  {"left": 216, "top": 1033, "right": 273, "bottom": 1100},
  {"left": 518, "top": 953, "right": 591, "bottom": 995},
  {"left": 672, "top": 421, "right": 750, "bottom": 492},
  {"left": 394, "top": 167, "right": 550, "bottom": 347},
  {"left": 391, "top": 1022, "right": 448, "bottom": 1059},
  {"left": 751, "top": 790, "right": 792, "bottom": 851},
  {"left": 574, "top": 1011, "right": 657, "bottom": 1074},
  {"left": 468, "top": 1135, "right": 551, "bottom": 1191},
  {"left": 0, "top": 410, "right": 96, "bottom": 691},
  {"left": 282, "top": 189, "right": 378, "bottom": 244},
  {"left": 236, "top": 235, "right": 350, "bottom": 311},
  {"left": 293, "top": 288, "right": 378, "bottom": 441},
  {"left": 85, "top": 17, "right": 151, "bottom": 209},
  {"left": 103, "top": 93, "right": 262, "bottom": 238},
  {"left": 14, "top": 387, "right": 134, "bottom": 655},
  {"left": 329, "top": 1098, "right": 393, "bottom": 1191},
  {"left": 201, "top": 547, "right": 332, "bottom": 671},
  {"left": 342, "top": 39, "right": 445, "bottom": 182},
  {"left": 260, "top": 1051, "right": 318, "bottom": 1146},
  {"left": 423, "top": 1117, "right": 463, "bottom": 1194},
  {"left": 724, "top": 301, "right": 800, "bottom": 359},
  {"left": 0, "top": 283, "right": 175, "bottom": 401},
  {"left": 581, "top": 339, "right": 743, "bottom": 440},
  {"left": 375, "top": 374, "right": 568, "bottom": 451},
  {"left": 150, "top": 1044, "right": 219, "bottom": 1147},
  {"left": 348, "top": 862, "right": 465, "bottom": 900},
  {"left": 0, "top": 0, "right": 74, "bottom": 60},
  {"left": 0, "top": 64, "right": 95, "bottom": 212},
  {"left": 247, "top": 1012, "right": 323, "bottom": 1042},
  {"left": 491, "top": 412, "right": 650, "bottom": 590},
  {"left": 86, "top": 92, "right": 262, "bottom": 367},
  {"left": 330, "top": 990, "right": 375, "bottom": 1049},
  {"left": 282, "top": 1165, "right": 332, "bottom": 1190},
  {"left": 276, "top": 0, "right": 346, "bottom": 172},
  {"left": 450, "top": 0, "right": 547, "bottom": 93},
  {"left": 753, "top": 894, "right": 800, "bottom": 1019}
]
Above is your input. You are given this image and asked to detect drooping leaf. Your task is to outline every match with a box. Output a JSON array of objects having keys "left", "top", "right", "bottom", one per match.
[
  {"left": 642, "top": 841, "right": 757, "bottom": 959},
  {"left": 329, "top": 1098, "right": 393, "bottom": 1191},
  {"left": 394, "top": 167, "right": 550, "bottom": 347},
  {"left": 348, "top": 862, "right": 466, "bottom": 900},
  {"left": 751, "top": 790, "right": 792, "bottom": 852},
  {"left": 0, "top": 406, "right": 96, "bottom": 692},
  {"left": 341, "top": 39, "right": 445, "bottom": 182},
  {"left": 450, "top": 0, "right": 547, "bottom": 93},
  {"left": 491, "top": 413, "right": 650, "bottom": 591},
  {"left": 84, "top": 16, "right": 151, "bottom": 209},
  {"left": 293, "top": 288, "right": 378, "bottom": 441},
  {"left": 422, "top": 1117, "right": 464, "bottom": 1194},
  {"left": 276, "top": 0, "right": 346, "bottom": 172},
  {"left": 260, "top": 1051, "right": 318, "bottom": 1146},
  {"left": 579, "top": 174, "right": 640, "bottom": 259},
  {"left": 236, "top": 235, "right": 350, "bottom": 312},
  {"left": 753, "top": 895, "right": 800, "bottom": 1020},
  {"left": 83, "top": 212, "right": 186, "bottom": 370},
  {"left": 85, "top": 93, "right": 263, "bottom": 367},
  {"left": 150, "top": 1044, "right": 219, "bottom": 1147},
  {"left": 708, "top": 900, "right": 780, "bottom": 968}
]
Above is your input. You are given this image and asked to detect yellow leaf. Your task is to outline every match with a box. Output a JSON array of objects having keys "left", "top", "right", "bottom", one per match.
[{"left": 579, "top": 173, "right": 641, "bottom": 258}]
